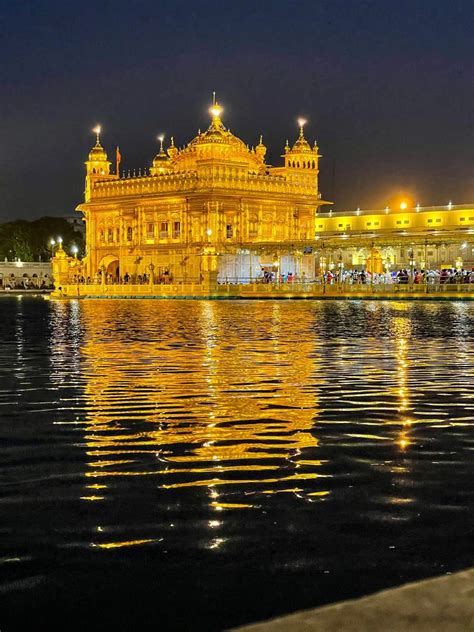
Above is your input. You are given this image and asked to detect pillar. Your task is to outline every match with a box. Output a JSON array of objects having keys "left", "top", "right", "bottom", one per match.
[{"left": 200, "top": 246, "right": 219, "bottom": 291}]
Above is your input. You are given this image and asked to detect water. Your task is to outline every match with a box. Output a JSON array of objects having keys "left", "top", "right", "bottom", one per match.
[{"left": 1, "top": 297, "right": 473, "bottom": 631}]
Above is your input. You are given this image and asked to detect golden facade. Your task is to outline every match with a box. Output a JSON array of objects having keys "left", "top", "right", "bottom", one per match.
[{"left": 77, "top": 102, "right": 326, "bottom": 284}]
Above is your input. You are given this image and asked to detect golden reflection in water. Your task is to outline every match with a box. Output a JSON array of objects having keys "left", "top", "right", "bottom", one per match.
[
  {"left": 390, "top": 304, "right": 414, "bottom": 452},
  {"left": 56, "top": 300, "right": 324, "bottom": 510}
]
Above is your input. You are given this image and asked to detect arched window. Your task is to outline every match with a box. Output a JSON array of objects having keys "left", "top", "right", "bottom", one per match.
[{"left": 127, "top": 227, "right": 133, "bottom": 241}]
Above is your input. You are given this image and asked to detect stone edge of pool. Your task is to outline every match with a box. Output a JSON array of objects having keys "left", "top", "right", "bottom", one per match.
[
  {"left": 231, "top": 567, "right": 474, "bottom": 631},
  {"left": 50, "top": 293, "right": 474, "bottom": 301}
]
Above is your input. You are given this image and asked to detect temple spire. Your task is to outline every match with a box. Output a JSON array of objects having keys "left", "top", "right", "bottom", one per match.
[
  {"left": 157, "top": 134, "right": 165, "bottom": 154},
  {"left": 209, "top": 98, "right": 224, "bottom": 128},
  {"left": 93, "top": 125, "right": 102, "bottom": 146},
  {"left": 297, "top": 118, "right": 307, "bottom": 139}
]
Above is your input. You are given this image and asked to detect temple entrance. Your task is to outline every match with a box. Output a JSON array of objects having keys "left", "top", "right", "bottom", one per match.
[{"left": 98, "top": 255, "right": 120, "bottom": 281}]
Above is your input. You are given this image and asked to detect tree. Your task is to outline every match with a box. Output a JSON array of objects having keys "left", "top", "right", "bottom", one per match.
[{"left": 0, "top": 216, "right": 85, "bottom": 261}]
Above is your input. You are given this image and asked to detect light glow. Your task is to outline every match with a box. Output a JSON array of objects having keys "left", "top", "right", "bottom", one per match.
[{"left": 210, "top": 103, "right": 223, "bottom": 118}]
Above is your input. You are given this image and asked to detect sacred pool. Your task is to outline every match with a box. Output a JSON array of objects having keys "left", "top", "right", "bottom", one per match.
[{"left": 1, "top": 297, "right": 473, "bottom": 630}]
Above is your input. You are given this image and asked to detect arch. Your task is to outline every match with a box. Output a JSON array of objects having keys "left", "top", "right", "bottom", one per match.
[{"left": 98, "top": 254, "right": 120, "bottom": 279}]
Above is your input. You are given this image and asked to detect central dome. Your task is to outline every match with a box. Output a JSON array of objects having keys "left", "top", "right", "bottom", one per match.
[{"left": 189, "top": 102, "right": 247, "bottom": 150}]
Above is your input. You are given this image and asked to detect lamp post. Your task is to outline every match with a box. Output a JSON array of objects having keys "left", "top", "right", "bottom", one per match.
[
  {"left": 49, "top": 239, "right": 56, "bottom": 260},
  {"left": 337, "top": 254, "right": 344, "bottom": 286},
  {"left": 408, "top": 249, "right": 415, "bottom": 285},
  {"left": 384, "top": 256, "right": 392, "bottom": 286}
]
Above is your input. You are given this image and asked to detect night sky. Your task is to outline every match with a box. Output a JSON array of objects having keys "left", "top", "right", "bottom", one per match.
[{"left": 1, "top": 0, "right": 473, "bottom": 220}]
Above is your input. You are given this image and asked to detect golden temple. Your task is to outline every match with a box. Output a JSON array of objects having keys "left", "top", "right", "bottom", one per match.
[{"left": 52, "top": 98, "right": 474, "bottom": 298}]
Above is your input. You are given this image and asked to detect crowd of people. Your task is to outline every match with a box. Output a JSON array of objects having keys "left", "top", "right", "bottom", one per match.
[
  {"left": 71, "top": 270, "right": 174, "bottom": 285},
  {"left": 69, "top": 266, "right": 474, "bottom": 287},
  {"left": 323, "top": 268, "right": 474, "bottom": 285},
  {"left": 255, "top": 267, "right": 474, "bottom": 285}
]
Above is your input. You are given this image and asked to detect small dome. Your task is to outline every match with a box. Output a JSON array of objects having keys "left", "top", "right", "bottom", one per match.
[
  {"left": 153, "top": 148, "right": 170, "bottom": 164},
  {"left": 291, "top": 135, "right": 312, "bottom": 153},
  {"left": 88, "top": 141, "right": 108, "bottom": 162}
]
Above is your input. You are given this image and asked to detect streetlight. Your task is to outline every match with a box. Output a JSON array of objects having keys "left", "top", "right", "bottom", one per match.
[
  {"left": 337, "top": 254, "right": 344, "bottom": 284},
  {"left": 408, "top": 249, "right": 416, "bottom": 284}
]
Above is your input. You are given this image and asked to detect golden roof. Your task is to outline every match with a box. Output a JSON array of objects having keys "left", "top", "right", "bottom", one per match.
[
  {"left": 88, "top": 140, "right": 108, "bottom": 162},
  {"left": 170, "top": 101, "right": 262, "bottom": 171}
]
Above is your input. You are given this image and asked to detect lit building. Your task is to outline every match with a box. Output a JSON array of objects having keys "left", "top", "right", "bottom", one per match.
[
  {"left": 53, "top": 99, "right": 473, "bottom": 295},
  {"left": 314, "top": 204, "right": 474, "bottom": 273},
  {"left": 75, "top": 102, "right": 327, "bottom": 284},
  {"left": 0, "top": 260, "right": 52, "bottom": 289}
]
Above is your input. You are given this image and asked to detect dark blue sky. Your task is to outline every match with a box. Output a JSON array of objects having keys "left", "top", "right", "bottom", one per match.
[{"left": 1, "top": 0, "right": 473, "bottom": 220}]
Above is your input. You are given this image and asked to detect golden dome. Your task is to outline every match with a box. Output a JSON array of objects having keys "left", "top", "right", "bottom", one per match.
[
  {"left": 287, "top": 119, "right": 314, "bottom": 154},
  {"left": 153, "top": 150, "right": 169, "bottom": 164},
  {"left": 88, "top": 126, "right": 108, "bottom": 162},
  {"left": 153, "top": 136, "right": 170, "bottom": 164},
  {"left": 291, "top": 122, "right": 312, "bottom": 153},
  {"left": 188, "top": 101, "right": 247, "bottom": 150},
  {"left": 88, "top": 140, "right": 108, "bottom": 162}
]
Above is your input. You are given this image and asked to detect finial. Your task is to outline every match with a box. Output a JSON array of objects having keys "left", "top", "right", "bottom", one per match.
[
  {"left": 297, "top": 118, "right": 307, "bottom": 137},
  {"left": 93, "top": 125, "right": 101, "bottom": 144},
  {"left": 138, "top": 167, "right": 142, "bottom": 176},
  {"left": 198, "top": 128, "right": 201, "bottom": 135},
  {"left": 170, "top": 136, "right": 175, "bottom": 146},
  {"left": 212, "top": 91, "right": 216, "bottom": 105},
  {"left": 209, "top": 99, "right": 223, "bottom": 122},
  {"left": 157, "top": 134, "right": 165, "bottom": 152},
  {"left": 259, "top": 134, "right": 263, "bottom": 144}
]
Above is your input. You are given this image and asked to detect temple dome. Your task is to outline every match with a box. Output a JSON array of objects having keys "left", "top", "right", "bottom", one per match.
[
  {"left": 88, "top": 141, "right": 108, "bottom": 162},
  {"left": 291, "top": 135, "right": 312, "bottom": 153}
]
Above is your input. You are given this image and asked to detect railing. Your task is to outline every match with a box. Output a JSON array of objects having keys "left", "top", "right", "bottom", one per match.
[
  {"left": 56, "top": 279, "right": 474, "bottom": 299},
  {"left": 221, "top": 280, "right": 474, "bottom": 295}
]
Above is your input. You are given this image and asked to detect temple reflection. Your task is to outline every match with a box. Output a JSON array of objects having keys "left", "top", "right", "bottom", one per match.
[{"left": 50, "top": 300, "right": 326, "bottom": 512}]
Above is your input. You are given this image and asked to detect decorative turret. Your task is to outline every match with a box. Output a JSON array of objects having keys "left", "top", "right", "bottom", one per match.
[
  {"left": 255, "top": 135, "right": 267, "bottom": 162},
  {"left": 86, "top": 126, "right": 111, "bottom": 175},
  {"left": 167, "top": 136, "right": 178, "bottom": 160},
  {"left": 283, "top": 118, "right": 320, "bottom": 170},
  {"left": 150, "top": 135, "right": 172, "bottom": 175},
  {"left": 84, "top": 126, "right": 112, "bottom": 201}
]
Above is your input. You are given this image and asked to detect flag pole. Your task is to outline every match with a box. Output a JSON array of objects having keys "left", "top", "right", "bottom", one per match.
[{"left": 116, "top": 146, "right": 121, "bottom": 177}]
